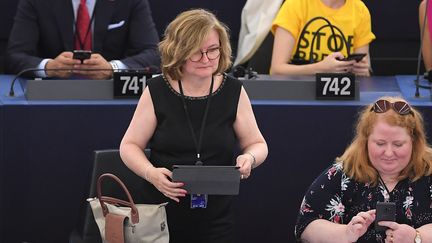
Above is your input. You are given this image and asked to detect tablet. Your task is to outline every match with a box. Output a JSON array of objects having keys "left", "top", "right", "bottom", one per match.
[{"left": 172, "top": 165, "right": 240, "bottom": 195}]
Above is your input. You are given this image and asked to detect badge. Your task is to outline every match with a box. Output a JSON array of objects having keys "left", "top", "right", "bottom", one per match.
[{"left": 191, "top": 194, "right": 207, "bottom": 209}]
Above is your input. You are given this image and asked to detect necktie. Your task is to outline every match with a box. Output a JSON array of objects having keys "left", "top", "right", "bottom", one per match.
[{"left": 75, "top": 0, "right": 92, "bottom": 50}]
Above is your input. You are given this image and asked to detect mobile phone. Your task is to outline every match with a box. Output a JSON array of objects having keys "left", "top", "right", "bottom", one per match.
[
  {"left": 73, "top": 50, "right": 92, "bottom": 62},
  {"left": 340, "top": 53, "right": 367, "bottom": 62},
  {"left": 375, "top": 202, "right": 396, "bottom": 232}
]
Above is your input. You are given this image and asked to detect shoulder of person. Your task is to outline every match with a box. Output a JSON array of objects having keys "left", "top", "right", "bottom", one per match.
[
  {"left": 351, "top": 0, "right": 371, "bottom": 13},
  {"left": 146, "top": 74, "right": 166, "bottom": 88},
  {"left": 321, "top": 162, "right": 346, "bottom": 180}
]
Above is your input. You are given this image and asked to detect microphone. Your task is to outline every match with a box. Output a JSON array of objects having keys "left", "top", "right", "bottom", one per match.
[
  {"left": 8, "top": 67, "right": 160, "bottom": 97},
  {"left": 414, "top": 0, "right": 432, "bottom": 97}
]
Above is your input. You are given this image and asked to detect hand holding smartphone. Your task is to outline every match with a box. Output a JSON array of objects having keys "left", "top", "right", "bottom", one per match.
[
  {"left": 73, "top": 50, "right": 92, "bottom": 63},
  {"left": 375, "top": 202, "right": 396, "bottom": 232},
  {"left": 338, "top": 53, "right": 367, "bottom": 62}
]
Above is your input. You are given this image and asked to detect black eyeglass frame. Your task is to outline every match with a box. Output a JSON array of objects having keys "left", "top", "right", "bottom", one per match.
[
  {"left": 189, "top": 47, "right": 221, "bottom": 62},
  {"left": 370, "top": 99, "right": 413, "bottom": 116}
]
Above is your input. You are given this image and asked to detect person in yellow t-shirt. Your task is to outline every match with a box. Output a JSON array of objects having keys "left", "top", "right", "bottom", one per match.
[{"left": 271, "top": 0, "right": 375, "bottom": 76}]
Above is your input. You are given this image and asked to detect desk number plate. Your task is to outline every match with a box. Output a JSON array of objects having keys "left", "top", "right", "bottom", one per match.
[
  {"left": 113, "top": 71, "right": 152, "bottom": 98},
  {"left": 316, "top": 73, "right": 355, "bottom": 100}
]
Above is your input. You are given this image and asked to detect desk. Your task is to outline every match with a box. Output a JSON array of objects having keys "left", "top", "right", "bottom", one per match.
[{"left": 0, "top": 75, "right": 431, "bottom": 243}]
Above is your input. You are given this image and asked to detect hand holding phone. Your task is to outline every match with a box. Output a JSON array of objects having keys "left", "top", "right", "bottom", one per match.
[
  {"left": 375, "top": 202, "right": 396, "bottom": 232},
  {"left": 73, "top": 50, "right": 92, "bottom": 63},
  {"left": 338, "top": 53, "right": 367, "bottom": 62}
]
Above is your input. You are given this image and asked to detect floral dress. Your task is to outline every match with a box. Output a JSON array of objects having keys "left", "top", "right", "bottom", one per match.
[{"left": 295, "top": 162, "right": 432, "bottom": 242}]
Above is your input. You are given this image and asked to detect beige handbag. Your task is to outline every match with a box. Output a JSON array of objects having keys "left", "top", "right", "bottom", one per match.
[{"left": 88, "top": 173, "right": 169, "bottom": 243}]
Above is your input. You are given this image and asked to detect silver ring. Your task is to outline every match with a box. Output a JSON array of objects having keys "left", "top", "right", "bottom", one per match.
[{"left": 241, "top": 175, "right": 244, "bottom": 179}]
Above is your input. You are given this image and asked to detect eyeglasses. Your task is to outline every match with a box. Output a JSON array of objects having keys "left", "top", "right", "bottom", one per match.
[
  {"left": 189, "top": 47, "right": 220, "bottom": 62},
  {"left": 370, "top": 99, "right": 413, "bottom": 115}
]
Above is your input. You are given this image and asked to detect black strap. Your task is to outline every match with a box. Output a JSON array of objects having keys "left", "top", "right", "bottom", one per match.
[{"left": 178, "top": 76, "right": 214, "bottom": 165}]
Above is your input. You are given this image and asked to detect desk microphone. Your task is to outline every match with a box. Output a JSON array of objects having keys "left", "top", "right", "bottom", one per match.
[
  {"left": 8, "top": 66, "right": 160, "bottom": 97},
  {"left": 414, "top": 0, "right": 432, "bottom": 97}
]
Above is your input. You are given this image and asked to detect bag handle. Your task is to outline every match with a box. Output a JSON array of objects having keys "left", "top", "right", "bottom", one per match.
[{"left": 97, "top": 173, "right": 140, "bottom": 224}]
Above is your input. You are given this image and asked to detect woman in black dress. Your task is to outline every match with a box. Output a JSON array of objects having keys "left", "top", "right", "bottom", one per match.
[{"left": 120, "top": 9, "right": 268, "bottom": 243}]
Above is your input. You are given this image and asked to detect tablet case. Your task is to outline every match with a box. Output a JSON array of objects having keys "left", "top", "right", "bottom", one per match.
[{"left": 172, "top": 165, "right": 240, "bottom": 195}]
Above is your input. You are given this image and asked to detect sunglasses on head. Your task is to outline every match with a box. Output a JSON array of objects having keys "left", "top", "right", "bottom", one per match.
[{"left": 370, "top": 99, "right": 413, "bottom": 115}]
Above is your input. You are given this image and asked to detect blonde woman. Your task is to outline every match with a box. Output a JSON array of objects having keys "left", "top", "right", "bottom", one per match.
[{"left": 120, "top": 9, "right": 267, "bottom": 243}]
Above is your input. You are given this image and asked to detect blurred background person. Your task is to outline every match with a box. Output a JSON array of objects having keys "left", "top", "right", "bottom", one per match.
[
  {"left": 296, "top": 96, "right": 432, "bottom": 242},
  {"left": 271, "top": 0, "right": 375, "bottom": 76},
  {"left": 419, "top": 0, "right": 432, "bottom": 72},
  {"left": 5, "top": 0, "right": 160, "bottom": 79},
  {"left": 120, "top": 9, "right": 268, "bottom": 243}
]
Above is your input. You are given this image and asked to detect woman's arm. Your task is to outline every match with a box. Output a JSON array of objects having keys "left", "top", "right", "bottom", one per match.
[
  {"left": 378, "top": 222, "right": 432, "bottom": 242},
  {"left": 302, "top": 210, "right": 376, "bottom": 243},
  {"left": 119, "top": 87, "right": 186, "bottom": 202},
  {"left": 120, "top": 87, "right": 157, "bottom": 179},
  {"left": 351, "top": 45, "right": 371, "bottom": 77},
  {"left": 420, "top": 0, "right": 432, "bottom": 71},
  {"left": 417, "top": 224, "right": 432, "bottom": 242},
  {"left": 233, "top": 87, "right": 268, "bottom": 177},
  {"left": 270, "top": 27, "right": 354, "bottom": 75}
]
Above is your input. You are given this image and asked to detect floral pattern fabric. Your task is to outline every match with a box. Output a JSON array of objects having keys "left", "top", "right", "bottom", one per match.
[{"left": 295, "top": 162, "right": 432, "bottom": 242}]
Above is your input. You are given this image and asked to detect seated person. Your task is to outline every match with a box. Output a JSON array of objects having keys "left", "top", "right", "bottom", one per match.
[
  {"left": 271, "top": 0, "right": 375, "bottom": 76},
  {"left": 5, "top": 0, "right": 160, "bottom": 79},
  {"left": 420, "top": 0, "right": 432, "bottom": 72},
  {"left": 295, "top": 96, "right": 432, "bottom": 242}
]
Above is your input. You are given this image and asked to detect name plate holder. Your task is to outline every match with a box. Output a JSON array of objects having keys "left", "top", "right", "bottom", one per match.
[
  {"left": 113, "top": 70, "right": 152, "bottom": 98},
  {"left": 23, "top": 71, "right": 154, "bottom": 100},
  {"left": 315, "top": 73, "right": 358, "bottom": 100},
  {"left": 242, "top": 74, "right": 359, "bottom": 100},
  {"left": 25, "top": 78, "right": 114, "bottom": 100}
]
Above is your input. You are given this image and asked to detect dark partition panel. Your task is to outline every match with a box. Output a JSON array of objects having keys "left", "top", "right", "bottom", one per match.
[
  {"left": 0, "top": 0, "right": 19, "bottom": 73},
  {"left": 363, "top": 0, "right": 422, "bottom": 75},
  {"left": 148, "top": 0, "right": 247, "bottom": 56}
]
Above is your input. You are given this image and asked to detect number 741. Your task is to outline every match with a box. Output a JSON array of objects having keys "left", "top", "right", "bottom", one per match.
[{"left": 121, "top": 76, "right": 146, "bottom": 94}]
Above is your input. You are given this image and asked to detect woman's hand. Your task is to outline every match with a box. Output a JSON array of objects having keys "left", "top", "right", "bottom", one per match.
[
  {"left": 351, "top": 56, "right": 370, "bottom": 77},
  {"left": 379, "top": 221, "right": 417, "bottom": 243},
  {"left": 345, "top": 210, "right": 376, "bottom": 242},
  {"left": 146, "top": 167, "right": 187, "bottom": 203},
  {"left": 319, "top": 52, "right": 356, "bottom": 73},
  {"left": 236, "top": 153, "right": 254, "bottom": 179}
]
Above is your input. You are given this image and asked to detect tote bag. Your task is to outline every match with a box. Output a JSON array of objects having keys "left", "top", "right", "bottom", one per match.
[{"left": 88, "top": 173, "right": 169, "bottom": 243}]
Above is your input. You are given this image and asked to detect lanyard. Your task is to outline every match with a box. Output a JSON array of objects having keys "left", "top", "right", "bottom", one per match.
[
  {"left": 378, "top": 174, "right": 392, "bottom": 202},
  {"left": 178, "top": 76, "right": 214, "bottom": 165}
]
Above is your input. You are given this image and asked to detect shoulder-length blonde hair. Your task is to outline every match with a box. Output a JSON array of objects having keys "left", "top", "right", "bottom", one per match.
[
  {"left": 337, "top": 96, "right": 432, "bottom": 186},
  {"left": 158, "top": 9, "right": 232, "bottom": 80}
]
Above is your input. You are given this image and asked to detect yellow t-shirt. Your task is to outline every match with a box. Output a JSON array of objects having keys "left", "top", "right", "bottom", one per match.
[{"left": 272, "top": 0, "right": 375, "bottom": 62}]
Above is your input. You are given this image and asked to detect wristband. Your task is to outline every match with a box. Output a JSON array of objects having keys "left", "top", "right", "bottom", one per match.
[
  {"left": 144, "top": 165, "right": 153, "bottom": 181},
  {"left": 246, "top": 152, "right": 256, "bottom": 169}
]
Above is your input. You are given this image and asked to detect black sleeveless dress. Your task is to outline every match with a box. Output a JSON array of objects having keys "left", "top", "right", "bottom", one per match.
[{"left": 146, "top": 74, "right": 242, "bottom": 243}]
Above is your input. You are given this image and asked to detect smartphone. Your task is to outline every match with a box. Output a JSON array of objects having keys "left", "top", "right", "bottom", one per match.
[
  {"left": 375, "top": 202, "right": 396, "bottom": 232},
  {"left": 340, "top": 53, "right": 367, "bottom": 62},
  {"left": 73, "top": 50, "right": 92, "bottom": 62}
]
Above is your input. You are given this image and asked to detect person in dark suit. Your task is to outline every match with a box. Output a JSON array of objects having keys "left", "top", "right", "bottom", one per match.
[{"left": 5, "top": 0, "right": 160, "bottom": 79}]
